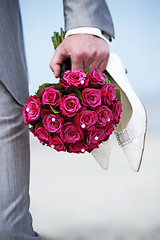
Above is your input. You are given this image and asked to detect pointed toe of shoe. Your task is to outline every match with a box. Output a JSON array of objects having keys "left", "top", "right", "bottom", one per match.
[
  {"left": 122, "top": 136, "right": 146, "bottom": 172},
  {"left": 91, "top": 137, "right": 112, "bottom": 170},
  {"left": 114, "top": 107, "right": 147, "bottom": 172}
]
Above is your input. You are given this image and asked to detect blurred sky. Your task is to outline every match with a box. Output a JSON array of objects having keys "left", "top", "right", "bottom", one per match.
[{"left": 19, "top": 0, "right": 160, "bottom": 100}]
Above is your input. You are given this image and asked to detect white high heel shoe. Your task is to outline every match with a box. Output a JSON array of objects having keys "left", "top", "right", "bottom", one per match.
[
  {"left": 91, "top": 53, "right": 147, "bottom": 171},
  {"left": 105, "top": 53, "right": 147, "bottom": 172}
]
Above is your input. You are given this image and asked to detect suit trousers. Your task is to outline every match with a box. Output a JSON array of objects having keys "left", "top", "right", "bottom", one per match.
[{"left": 0, "top": 81, "right": 41, "bottom": 240}]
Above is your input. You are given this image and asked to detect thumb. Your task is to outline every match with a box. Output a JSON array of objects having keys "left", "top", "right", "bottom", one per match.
[{"left": 50, "top": 45, "right": 69, "bottom": 78}]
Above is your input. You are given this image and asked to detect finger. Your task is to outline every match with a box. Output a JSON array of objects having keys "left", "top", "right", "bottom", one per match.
[
  {"left": 89, "top": 51, "right": 109, "bottom": 71},
  {"left": 89, "top": 57, "right": 101, "bottom": 69},
  {"left": 83, "top": 53, "right": 97, "bottom": 69},
  {"left": 98, "top": 58, "right": 109, "bottom": 72},
  {"left": 71, "top": 54, "right": 84, "bottom": 70},
  {"left": 50, "top": 46, "right": 69, "bottom": 78},
  {"left": 51, "top": 64, "right": 61, "bottom": 78}
]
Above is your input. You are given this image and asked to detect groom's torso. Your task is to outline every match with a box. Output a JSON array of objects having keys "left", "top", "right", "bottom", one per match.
[{"left": 0, "top": 0, "right": 29, "bottom": 105}]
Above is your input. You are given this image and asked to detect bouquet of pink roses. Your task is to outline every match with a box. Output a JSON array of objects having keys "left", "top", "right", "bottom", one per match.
[
  {"left": 22, "top": 68, "right": 122, "bottom": 153},
  {"left": 22, "top": 29, "right": 122, "bottom": 154}
]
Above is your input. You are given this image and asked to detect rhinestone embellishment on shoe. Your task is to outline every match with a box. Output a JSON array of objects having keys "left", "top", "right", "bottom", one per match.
[{"left": 114, "top": 128, "right": 133, "bottom": 147}]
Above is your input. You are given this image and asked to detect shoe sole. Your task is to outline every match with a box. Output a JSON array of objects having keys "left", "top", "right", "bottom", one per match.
[{"left": 137, "top": 103, "right": 147, "bottom": 172}]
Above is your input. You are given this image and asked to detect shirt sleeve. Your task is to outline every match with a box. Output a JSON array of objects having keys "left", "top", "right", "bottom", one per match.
[{"left": 65, "top": 27, "right": 112, "bottom": 46}]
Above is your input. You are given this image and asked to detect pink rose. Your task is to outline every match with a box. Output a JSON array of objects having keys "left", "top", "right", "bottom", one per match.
[
  {"left": 22, "top": 95, "right": 41, "bottom": 124},
  {"left": 81, "top": 88, "right": 101, "bottom": 109},
  {"left": 112, "top": 98, "right": 122, "bottom": 124},
  {"left": 68, "top": 141, "right": 88, "bottom": 153},
  {"left": 49, "top": 135, "right": 66, "bottom": 151},
  {"left": 59, "top": 69, "right": 88, "bottom": 88},
  {"left": 42, "top": 114, "right": 64, "bottom": 133},
  {"left": 60, "top": 93, "right": 81, "bottom": 117},
  {"left": 105, "top": 122, "right": 114, "bottom": 136},
  {"left": 60, "top": 122, "right": 84, "bottom": 143},
  {"left": 101, "top": 83, "right": 116, "bottom": 106},
  {"left": 96, "top": 105, "right": 113, "bottom": 127},
  {"left": 74, "top": 108, "right": 97, "bottom": 130},
  {"left": 102, "top": 135, "right": 110, "bottom": 142},
  {"left": 41, "top": 86, "right": 62, "bottom": 106},
  {"left": 86, "top": 127, "right": 106, "bottom": 147},
  {"left": 30, "top": 123, "right": 50, "bottom": 145},
  {"left": 87, "top": 68, "right": 106, "bottom": 87},
  {"left": 87, "top": 144, "right": 99, "bottom": 153}
]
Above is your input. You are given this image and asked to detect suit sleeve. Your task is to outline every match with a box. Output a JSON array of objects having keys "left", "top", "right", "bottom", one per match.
[{"left": 63, "top": 0, "right": 115, "bottom": 39}]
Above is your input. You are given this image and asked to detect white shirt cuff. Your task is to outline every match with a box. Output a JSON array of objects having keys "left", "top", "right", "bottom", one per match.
[{"left": 65, "top": 27, "right": 112, "bottom": 47}]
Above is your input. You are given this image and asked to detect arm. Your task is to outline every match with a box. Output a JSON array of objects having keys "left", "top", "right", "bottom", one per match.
[
  {"left": 50, "top": 0, "right": 114, "bottom": 77},
  {"left": 63, "top": 0, "right": 115, "bottom": 40}
]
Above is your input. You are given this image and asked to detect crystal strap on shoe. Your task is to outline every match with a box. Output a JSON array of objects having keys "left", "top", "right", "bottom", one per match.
[{"left": 114, "top": 128, "right": 133, "bottom": 147}]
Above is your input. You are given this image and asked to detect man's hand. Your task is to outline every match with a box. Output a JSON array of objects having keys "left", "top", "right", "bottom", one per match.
[{"left": 50, "top": 34, "right": 110, "bottom": 78}]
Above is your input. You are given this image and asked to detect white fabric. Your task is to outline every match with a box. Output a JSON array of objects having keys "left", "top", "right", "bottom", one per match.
[
  {"left": 107, "top": 53, "right": 147, "bottom": 172},
  {"left": 91, "top": 136, "right": 112, "bottom": 170},
  {"left": 91, "top": 53, "right": 147, "bottom": 171},
  {"left": 65, "top": 27, "right": 111, "bottom": 46}
]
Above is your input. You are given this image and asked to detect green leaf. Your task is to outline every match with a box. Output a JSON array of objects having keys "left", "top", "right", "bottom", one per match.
[
  {"left": 50, "top": 105, "right": 61, "bottom": 114},
  {"left": 84, "top": 68, "right": 90, "bottom": 75},
  {"left": 63, "top": 86, "right": 82, "bottom": 100},
  {"left": 52, "top": 83, "right": 64, "bottom": 90},
  {"left": 116, "top": 89, "right": 121, "bottom": 101},
  {"left": 35, "top": 83, "right": 53, "bottom": 97},
  {"left": 102, "top": 70, "right": 111, "bottom": 83},
  {"left": 101, "top": 72, "right": 110, "bottom": 83},
  {"left": 41, "top": 104, "right": 51, "bottom": 110},
  {"left": 35, "top": 83, "right": 64, "bottom": 97}
]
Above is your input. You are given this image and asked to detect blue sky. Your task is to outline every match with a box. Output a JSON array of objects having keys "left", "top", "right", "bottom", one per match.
[{"left": 19, "top": 0, "right": 160, "bottom": 100}]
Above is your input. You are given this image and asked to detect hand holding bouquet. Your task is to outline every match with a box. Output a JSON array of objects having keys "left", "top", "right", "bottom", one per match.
[{"left": 22, "top": 29, "right": 122, "bottom": 154}]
